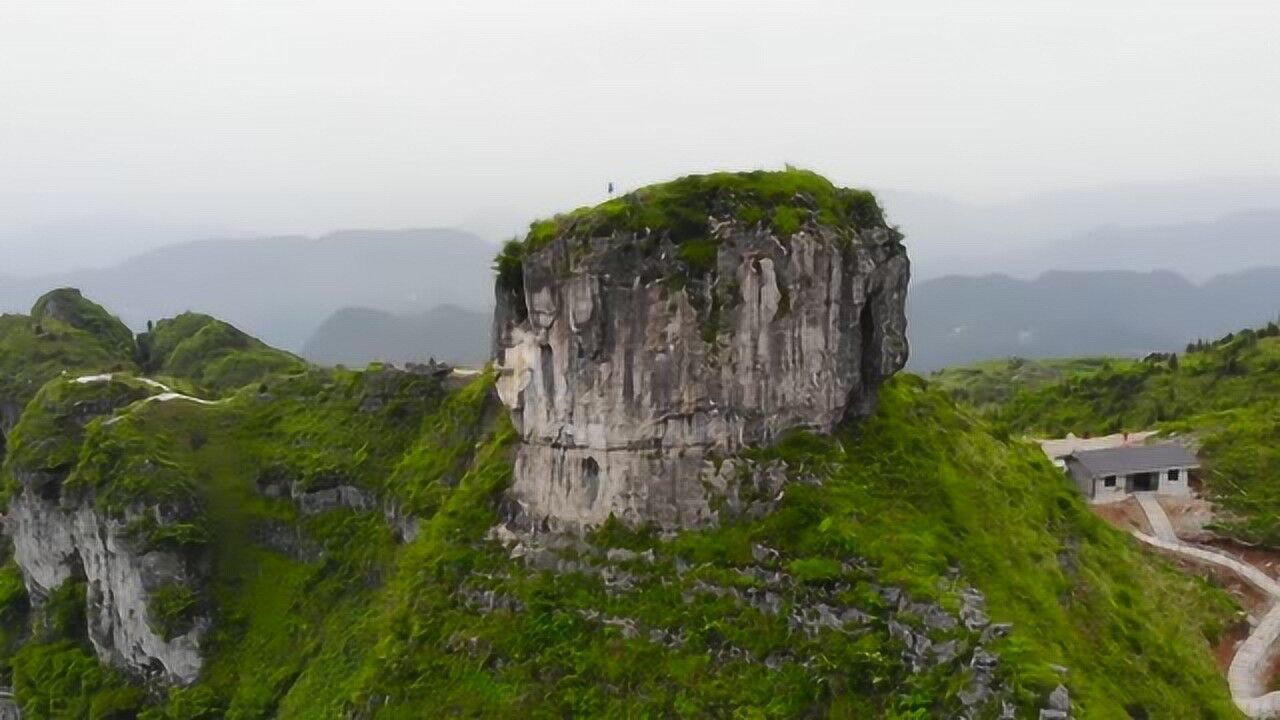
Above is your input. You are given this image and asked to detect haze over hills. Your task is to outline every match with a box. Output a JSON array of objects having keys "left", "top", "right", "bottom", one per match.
[
  {"left": 908, "top": 267, "right": 1280, "bottom": 371},
  {"left": 301, "top": 304, "right": 491, "bottom": 367},
  {"left": 3, "top": 176, "right": 1279, "bottom": 370},
  {"left": 881, "top": 176, "right": 1280, "bottom": 279},
  {"left": 0, "top": 228, "right": 497, "bottom": 352}
]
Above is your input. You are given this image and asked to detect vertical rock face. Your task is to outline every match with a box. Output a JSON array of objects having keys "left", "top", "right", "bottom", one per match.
[
  {"left": 493, "top": 173, "right": 909, "bottom": 532},
  {"left": 8, "top": 491, "right": 205, "bottom": 684}
]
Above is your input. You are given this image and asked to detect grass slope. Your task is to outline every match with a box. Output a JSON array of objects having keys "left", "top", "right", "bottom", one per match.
[
  {"left": 0, "top": 292, "right": 138, "bottom": 427},
  {"left": 138, "top": 312, "right": 307, "bottom": 393},
  {"left": 5, "top": 368, "right": 1241, "bottom": 717},
  {"left": 991, "top": 325, "right": 1280, "bottom": 545},
  {"left": 928, "top": 357, "right": 1117, "bottom": 412}
]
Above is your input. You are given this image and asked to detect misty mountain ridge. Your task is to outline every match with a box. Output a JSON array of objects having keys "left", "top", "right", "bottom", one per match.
[
  {"left": 882, "top": 176, "right": 1280, "bottom": 279},
  {"left": 301, "top": 304, "right": 491, "bottom": 367},
  {"left": 908, "top": 266, "right": 1280, "bottom": 371},
  {"left": 913, "top": 210, "right": 1280, "bottom": 281},
  {"left": 0, "top": 228, "right": 497, "bottom": 352}
]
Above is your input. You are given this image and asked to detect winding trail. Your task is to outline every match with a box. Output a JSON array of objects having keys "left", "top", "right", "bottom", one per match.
[
  {"left": 1132, "top": 493, "right": 1280, "bottom": 718},
  {"left": 71, "top": 373, "right": 230, "bottom": 426}
]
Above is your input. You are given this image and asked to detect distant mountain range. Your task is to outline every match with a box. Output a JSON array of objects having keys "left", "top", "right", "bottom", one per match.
[
  {"left": 907, "top": 267, "right": 1280, "bottom": 371},
  {"left": 4, "top": 175, "right": 1280, "bottom": 370},
  {"left": 301, "top": 304, "right": 491, "bottom": 367},
  {"left": 0, "top": 228, "right": 497, "bottom": 352},
  {"left": 882, "top": 176, "right": 1280, "bottom": 280},
  {"left": 907, "top": 210, "right": 1280, "bottom": 282}
]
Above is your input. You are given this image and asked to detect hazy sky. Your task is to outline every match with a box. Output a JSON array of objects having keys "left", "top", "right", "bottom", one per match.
[{"left": 2, "top": 0, "right": 1279, "bottom": 265}]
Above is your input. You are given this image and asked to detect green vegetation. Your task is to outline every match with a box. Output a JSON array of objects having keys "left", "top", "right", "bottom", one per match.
[
  {"left": 525, "top": 168, "right": 886, "bottom": 251},
  {"left": 982, "top": 327, "right": 1280, "bottom": 546},
  {"left": 0, "top": 300, "right": 136, "bottom": 429},
  {"left": 496, "top": 169, "right": 894, "bottom": 294},
  {"left": 929, "top": 356, "right": 1117, "bottom": 412},
  {"left": 0, "top": 292, "right": 1246, "bottom": 717},
  {"left": 3, "top": 375, "right": 156, "bottom": 487},
  {"left": 30, "top": 288, "right": 136, "bottom": 361},
  {"left": 148, "top": 584, "right": 200, "bottom": 640},
  {"left": 137, "top": 312, "right": 306, "bottom": 393},
  {"left": 8, "top": 574, "right": 145, "bottom": 720}
]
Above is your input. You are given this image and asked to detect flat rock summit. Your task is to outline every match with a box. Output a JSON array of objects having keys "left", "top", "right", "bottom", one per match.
[{"left": 493, "top": 170, "right": 910, "bottom": 532}]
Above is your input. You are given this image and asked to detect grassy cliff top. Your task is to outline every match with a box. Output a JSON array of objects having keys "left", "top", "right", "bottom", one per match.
[
  {"left": 30, "top": 288, "right": 136, "bottom": 360},
  {"left": 526, "top": 169, "right": 886, "bottom": 249},
  {"left": 495, "top": 169, "right": 892, "bottom": 291},
  {"left": 0, "top": 309, "right": 137, "bottom": 420}
]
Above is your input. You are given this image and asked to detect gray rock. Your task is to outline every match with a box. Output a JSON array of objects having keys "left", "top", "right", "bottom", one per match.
[
  {"left": 493, "top": 221, "right": 909, "bottom": 533},
  {"left": 1038, "top": 711, "right": 1068, "bottom": 720},
  {"left": 292, "top": 483, "right": 376, "bottom": 515},
  {"left": 605, "top": 548, "right": 638, "bottom": 563},
  {"left": 1048, "top": 684, "right": 1071, "bottom": 711},
  {"left": 7, "top": 493, "right": 206, "bottom": 684},
  {"left": 981, "top": 622, "right": 1014, "bottom": 643}
]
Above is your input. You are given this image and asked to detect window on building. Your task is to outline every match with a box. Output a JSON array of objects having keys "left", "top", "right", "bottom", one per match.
[
  {"left": 1168, "top": 469, "right": 1180, "bottom": 482},
  {"left": 1103, "top": 475, "right": 1117, "bottom": 488}
]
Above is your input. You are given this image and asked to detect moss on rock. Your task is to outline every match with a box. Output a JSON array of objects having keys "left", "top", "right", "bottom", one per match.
[{"left": 496, "top": 168, "right": 896, "bottom": 294}]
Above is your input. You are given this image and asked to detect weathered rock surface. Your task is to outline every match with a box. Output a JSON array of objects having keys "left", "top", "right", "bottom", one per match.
[
  {"left": 494, "top": 218, "right": 908, "bottom": 532},
  {"left": 6, "top": 487, "right": 206, "bottom": 684},
  {"left": 2, "top": 376, "right": 208, "bottom": 686}
]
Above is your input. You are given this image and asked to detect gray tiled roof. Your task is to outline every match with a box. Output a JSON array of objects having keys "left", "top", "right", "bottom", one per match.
[{"left": 1068, "top": 443, "right": 1199, "bottom": 477}]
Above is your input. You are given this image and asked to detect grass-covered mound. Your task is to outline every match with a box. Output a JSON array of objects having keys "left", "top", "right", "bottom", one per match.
[
  {"left": 0, "top": 292, "right": 137, "bottom": 429},
  {"left": 0, "top": 363, "right": 1239, "bottom": 717},
  {"left": 2, "top": 374, "right": 160, "bottom": 489},
  {"left": 1, "top": 292, "right": 307, "bottom": 461},
  {"left": 137, "top": 312, "right": 307, "bottom": 393},
  {"left": 30, "top": 288, "right": 137, "bottom": 362},
  {"left": 989, "top": 325, "right": 1280, "bottom": 545},
  {"left": 495, "top": 168, "right": 896, "bottom": 294}
]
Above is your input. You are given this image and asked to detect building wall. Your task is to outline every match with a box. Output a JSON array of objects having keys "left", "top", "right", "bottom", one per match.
[
  {"left": 1092, "top": 470, "right": 1130, "bottom": 504},
  {"left": 1155, "top": 466, "right": 1193, "bottom": 497},
  {"left": 1064, "top": 461, "right": 1197, "bottom": 504},
  {"left": 1065, "top": 461, "right": 1099, "bottom": 501}
]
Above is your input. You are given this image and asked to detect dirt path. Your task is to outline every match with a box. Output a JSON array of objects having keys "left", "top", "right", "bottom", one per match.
[{"left": 1132, "top": 494, "right": 1280, "bottom": 718}]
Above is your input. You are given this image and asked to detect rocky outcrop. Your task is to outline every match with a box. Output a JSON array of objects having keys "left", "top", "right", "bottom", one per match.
[
  {"left": 1, "top": 375, "right": 208, "bottom": 686},
  {"left": 7, "top": 490, "right": 205, "bottom": 684},
  {"left": 494, "top": 199, "right": 909, "bottom": 532}
]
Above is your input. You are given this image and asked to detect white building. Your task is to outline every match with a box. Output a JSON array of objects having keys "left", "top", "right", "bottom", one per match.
[{"left": 1064, "top": 443, "right": 1199, "bottom": 504}]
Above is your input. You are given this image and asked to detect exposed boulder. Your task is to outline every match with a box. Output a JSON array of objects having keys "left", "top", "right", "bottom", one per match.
[{"left": 493, "top": 170, "right": 909, "bottom": 532}]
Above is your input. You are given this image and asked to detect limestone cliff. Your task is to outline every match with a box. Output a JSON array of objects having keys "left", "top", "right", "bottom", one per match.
[
  {"left": 2, "top": 375, "right": 208, "bottom": 685},
  {"left": 493, "top": 170, "right": 909, "bottom": 532}
]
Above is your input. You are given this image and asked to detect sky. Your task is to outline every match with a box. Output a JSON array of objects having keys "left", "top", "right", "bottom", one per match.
[{"left": 2, "top": 0, "right": 1279, "bottom": 272}]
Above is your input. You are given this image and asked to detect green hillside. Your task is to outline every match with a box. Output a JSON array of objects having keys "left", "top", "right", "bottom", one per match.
[
  {"left": 137, "top": 312, "right": 307, "bottom": 392},
  {"left": 928, "top": 357, "right": 1117, "bottom": 412},
  {"left": 0, "top": 290, "right": 137, "bottom": 423},
  {"left": 0, "top": 332, "right": 1243, "bottom": 717},
  {"left": 987, "top": 325, "right": 1280, "bottom": 545}
]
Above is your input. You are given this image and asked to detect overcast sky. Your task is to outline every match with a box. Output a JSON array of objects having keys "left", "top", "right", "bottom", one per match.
[{"left": 2, "top": 0, "right": 1278, "bottom": 269}]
